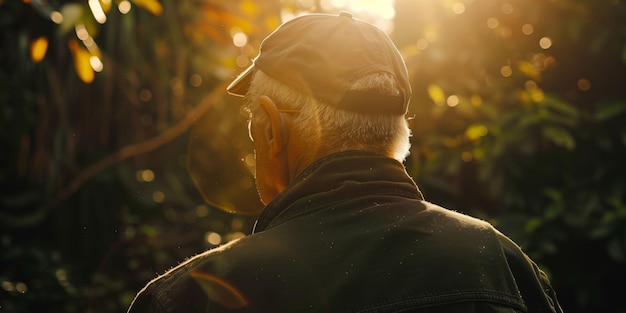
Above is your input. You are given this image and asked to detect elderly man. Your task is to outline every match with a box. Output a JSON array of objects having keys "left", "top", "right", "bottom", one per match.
[{"left": 128, "top": 12, "right": 562, "bottom": 312}]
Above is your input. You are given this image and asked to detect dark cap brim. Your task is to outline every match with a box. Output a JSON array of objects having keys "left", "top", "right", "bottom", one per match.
[{"left": 226, "top": 64, "right": 255, "bottom": 97}]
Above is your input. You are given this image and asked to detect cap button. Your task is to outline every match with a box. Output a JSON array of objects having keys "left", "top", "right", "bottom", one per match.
[{"left": 339, "top": 11, "right": 353, "bottom": 19}]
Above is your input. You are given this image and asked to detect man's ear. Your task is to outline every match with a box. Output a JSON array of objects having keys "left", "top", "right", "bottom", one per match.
[{"left": 258, "top": 95, "right": 286, "bottom": 158}]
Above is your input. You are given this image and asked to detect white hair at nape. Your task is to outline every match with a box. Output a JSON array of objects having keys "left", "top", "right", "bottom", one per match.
[{"left": 244, "top": 71, "right": 411, "bottom": 162}]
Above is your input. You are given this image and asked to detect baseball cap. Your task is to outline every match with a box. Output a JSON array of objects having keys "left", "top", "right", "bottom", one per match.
[{"left": 227, "top": 12, "right": 411, "bottom": 115}]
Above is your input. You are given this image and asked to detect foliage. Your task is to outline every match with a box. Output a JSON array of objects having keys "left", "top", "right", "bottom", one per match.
[
  {"left": 392, "top": 0, "right": 626, "bottom": 312},
  {"left": 1, "top": 0, "right": 279, "bottom": 311},
  {"left": 1, "top": 0, "right": 625, "bottom": 312}
]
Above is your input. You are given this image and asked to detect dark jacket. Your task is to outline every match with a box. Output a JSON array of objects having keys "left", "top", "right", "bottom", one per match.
[{"left": 127, "top": 151, "right": 562, "bottom": 313}]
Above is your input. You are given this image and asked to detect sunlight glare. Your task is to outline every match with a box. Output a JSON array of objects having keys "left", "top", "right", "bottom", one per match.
[
  {"left": 447, "top": 95, "right": 460, "bottom": 107},
  {"left": 452, "top": 2, "right": 466, "bottom": 14},
  {"left": 118, "top": 0, "right": 131, "bottom": 14},
  {"left": 50, "top": 11, "right": 63, "bottom": 24},
  {"left": 232, "top": 32, "right": 248, "bottom": 48},
  {"left": 522, "top": 24, "right": 534, "bottom": 35},
  {"left": 487, "top": 17, "right": 499, "bottom": 29},
  {"left": 89, "top": 55, "right": 103, "bottom": 72},
  {"left": 347, "top": 0, "right": 396, "bottom": 20},
  {"left": 75, "top": 24, "right": 89, "bottom": 41},
  {"left": 539, "top": 37, "right": 553, "bottom": 49},
  {"left": 88, "top": 0, "right": 107, "bottom": 24}
]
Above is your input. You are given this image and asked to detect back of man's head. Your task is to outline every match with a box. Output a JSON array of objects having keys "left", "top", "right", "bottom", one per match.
[{"left": 229, "top": 12, "right": 412, "bottom": 161}]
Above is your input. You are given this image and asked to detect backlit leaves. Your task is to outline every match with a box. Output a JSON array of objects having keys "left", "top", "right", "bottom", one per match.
[
  {"left": 57, "top": 4, "right": 84, "bottom": 36},
  {"left": 541, "top": 126, "right": 575, "bottom": 150},
  {"left": 427, "top": 84, "right": 446, "bottom": 106},
  {"left": 131, "top": 0, "right": 163, "bottom": 15},
  {"left": 30, "top": 36, "right": 48, "bottom": 63},
  {"left": 68, "top": 39, "right": 94, "bottom": 83}
]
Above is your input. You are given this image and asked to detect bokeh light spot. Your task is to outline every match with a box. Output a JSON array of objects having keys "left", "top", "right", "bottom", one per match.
[
  {"left": 136, "top": 169, "right": 155, "bottom": 182},
  {"left": 189, "top": 74, "right": 202, "bottom": 87},
  {"left": 416, "top": 38, "right": 429, "bottom": 50},
  {"left": 452, "top": 2, "right": 466, "bottom": 14},
  {"left": 461, "top": 151, "right": 473, "bottom": 162},
  {"left": 539, "top": 37, "right": 553, "bottom": 49},
  {"left": 89, "top": 56, "right": 103, "bottom": 72},
  {"left": 75, "top": 24, "right": 89, "bottom": 41},
  {"left": 231, "top": 218, "right": 243, "bottom": 231},
  {"left": 447, "top": 95, "right": 460, "bottom": 107},
  {"left": 522, "top": 23, "right": 534, "bottom": 35},
  {"left": 500, "top": 65, "right": 513, "bottom": 77},
  {"left": 139, "top": 89, "right": 152, "bottom": 102},
  {"left": 15, "top": 282, "right": 27, "bottom": 293},
  {"left": 244, "top": 153, "right": 255, "bottom": 167},
  {"left": 152, "top": 191, "right": 165, "bottom": 203},
  {"left": 206, "top": 232, "right": 222, "bottom": 245},
  {"left": 170, "top": 77, "right": 184, "bottom": 96},
  {"left": 2, "top": 281, "right": 14, "bottom": 292},
  {"left": 118, "top": 0, "right": 131, "bottom": 14},
  {"left": 577, "top": 78, "right": 591, "bottom": 91},
  {"left": 88, "top": 0, "right": 107, "bottom": 24},
  {"left": 50, "top": 11, "right": 64, "bottom": 24},
  {"left": 232, "top": 32, "right": 248, "bottom": 48},
  {"left": 195, "top": 205, "right": 210, "bottom": 217},
  {"left": 501, "top": 3, "right": 514, "bottom": 14},
  {"left": 525, "top": 80, "right": 538, "bottom": 90},
  {"left": 236, "top": 54, "right": 250, "bottom": 68},
  {"left": 487, "top": 17, "right": 499, "bottom": 29}
]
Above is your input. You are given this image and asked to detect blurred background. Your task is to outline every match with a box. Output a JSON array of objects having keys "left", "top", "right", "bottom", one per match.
[{"left": 1, "top": 0, "right": 625, "bottom": 312}]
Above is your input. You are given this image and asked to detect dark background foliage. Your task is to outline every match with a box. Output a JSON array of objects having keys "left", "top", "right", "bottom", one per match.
[{"left": 1, "top": 0, "right": 625, "bottom": 312}]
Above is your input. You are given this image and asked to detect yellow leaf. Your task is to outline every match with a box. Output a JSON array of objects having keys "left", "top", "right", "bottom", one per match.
[
  {"left": 30, "top": 36, "right": 48, "bottom": 63},
  {"left": 239, "top": 0, "right": 258, "bottom": 15},
  {"left": 99, "top": 0, "right": 111, "bottom": 13},
  {"left": 68, "top": 39, "right": 94, "bottom": 83},
  {"left": 131, "top": 0, "right": 162, "bottom": 15},
  {"left": 470, "top": 94, "right": 482, "bottom": 107},
  {"left": 427, "top": 84, "right": 446, "bottom": 106},
  {"left": 465, "top": 124, "right": 488, "bottom": 141},
  {"left": 265, "top": 15, "right": 280, "bottom": 31},
  {"left": 518, "top": 60, "right": 542, "bottom": 81}
]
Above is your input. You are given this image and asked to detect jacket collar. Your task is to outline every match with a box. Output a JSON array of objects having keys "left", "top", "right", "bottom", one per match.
[{"left": 253, "top": 151, "right": 423, "bottom": 233}]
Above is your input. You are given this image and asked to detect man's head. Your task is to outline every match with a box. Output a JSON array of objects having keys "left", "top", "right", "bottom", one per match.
[{"left": 228, "top": 12, "right": 412, "bottom": 204}]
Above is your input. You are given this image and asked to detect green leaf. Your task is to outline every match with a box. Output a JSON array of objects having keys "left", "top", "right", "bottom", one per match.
[
  {"left": 57, "top": 4, "right": 84, "bottom": 37},
  {"left": 542, "top": 126, "right": 576, "bottom": 150},
  {"left": 607, "top": 236, "right": 625, "bottom": 262},
  {"left": 595, "top": 100, "right": 626, "bottom": 121},
  {"left": 544, "top": 97, "right": 579, "bottom": 118},
  {"left": 525, "top": 217, "right": 542, "bottom": 233}
]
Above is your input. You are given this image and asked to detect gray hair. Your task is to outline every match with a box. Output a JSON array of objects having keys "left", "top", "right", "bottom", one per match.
[{"left": 244, "top": 71, "right": 411, "bottom": 162}]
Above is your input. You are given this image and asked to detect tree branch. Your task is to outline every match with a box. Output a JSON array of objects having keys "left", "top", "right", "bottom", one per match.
[{"left": 44, "top": 80, "right": 230, "bottom": 212}]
